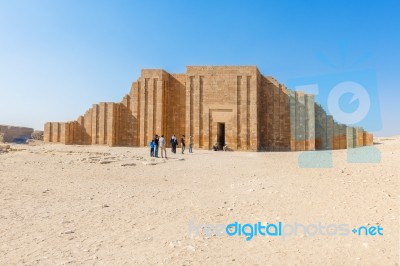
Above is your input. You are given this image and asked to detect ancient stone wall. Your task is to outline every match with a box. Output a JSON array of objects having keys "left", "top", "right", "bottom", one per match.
[
  {"left": 185, "top": 66, "right": 259, "bottom": 150},
  {"left": 259, "top": 77, "right": 291, "bottom": 151},
  {"left": 44, "top": 66, "right": 374, "bottom": 151}
]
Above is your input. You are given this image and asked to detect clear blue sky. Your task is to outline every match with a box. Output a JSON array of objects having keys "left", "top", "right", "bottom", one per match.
[{"left": 0, "top": 0, "right": 399, "bottom": 136}]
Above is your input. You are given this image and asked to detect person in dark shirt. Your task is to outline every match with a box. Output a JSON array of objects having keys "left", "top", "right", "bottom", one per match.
[
  {"left": 170, "top": 134, "right": 177, "bottom": 153},
  {"left": 154, "top": 134, "right": 159, "bottom": 157},
  {"left": 181, "top": 135, "right": 186, "bottom": 154}
]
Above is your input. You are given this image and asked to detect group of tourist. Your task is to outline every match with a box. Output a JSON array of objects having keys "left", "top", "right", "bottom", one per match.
[{"left": 150, "top": 134, "right": 193, "bottom": 158}]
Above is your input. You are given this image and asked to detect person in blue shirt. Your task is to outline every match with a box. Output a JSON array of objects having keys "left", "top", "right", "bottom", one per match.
[{"left": 150, "top": 139, "right": 155, "bottom": 157}]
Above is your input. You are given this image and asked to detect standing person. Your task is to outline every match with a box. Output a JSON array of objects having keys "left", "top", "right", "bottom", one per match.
[
  {"left": 159, "top": 135, "right": 167, "bottom": 158},
  {"left": 154, "top": 134, "right": 159, "bottom": 157},
  {"left": 181, "top": 135, "right": 186, "bottom": 154},
  {"left": 189, "top": 135, "right": 193, "bottom": 153},
  {"left": 170, "top": 134, "right": 177, "bottom": 154},
  {"left": 149, "top": 139, "right": 155, "bottom": 157},
  {"left": 174, "top": 134, "right": 178, "bottom": 153}
]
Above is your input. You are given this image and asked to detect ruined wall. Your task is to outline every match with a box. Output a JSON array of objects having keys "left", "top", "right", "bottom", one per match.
[{"left": 0, "top": 125, "right": 34, "bottom": 142}]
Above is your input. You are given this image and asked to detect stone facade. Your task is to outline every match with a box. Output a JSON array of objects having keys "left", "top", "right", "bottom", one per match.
[{"left": 44, "top": 66, "right": 374, "bottom": 151}]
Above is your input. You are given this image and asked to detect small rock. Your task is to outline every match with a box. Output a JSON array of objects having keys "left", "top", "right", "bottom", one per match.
[
  {"left": 100, "top": 161, "right": 114, "bottom": 164},
  {"left": 102, "top": 204, "right": 110, "bottom": 208},
  {"left": 121, "top": 163, "right": 136, "bottom": 167}
]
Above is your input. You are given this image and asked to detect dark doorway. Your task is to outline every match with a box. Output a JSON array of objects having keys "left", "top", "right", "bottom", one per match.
[{"left": 217, "top": 122, "right": 225, "bottom": 150}]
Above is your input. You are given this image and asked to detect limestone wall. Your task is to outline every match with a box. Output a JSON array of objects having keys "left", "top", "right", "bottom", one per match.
[
  {"left": 287, "top": 90, "right": 315, "bottom": 151},
  {"left": 185, "top": 66, "right": 260, "bottom": 151},
  {"left": 259, "top": 77, "right": 291, "bottom": 151},
  {"left": 44, "top": 65, "right": 374, "bottom": 151}
]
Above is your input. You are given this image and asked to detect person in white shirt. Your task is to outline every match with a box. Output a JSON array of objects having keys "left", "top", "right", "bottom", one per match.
[{"left": 159, "top": 135, "right": 167, "bottom": 158}]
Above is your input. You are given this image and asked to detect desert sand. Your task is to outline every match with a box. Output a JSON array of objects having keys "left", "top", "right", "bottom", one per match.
[{"left": 0, "top": 137, "right": 399, "bottom": 265}]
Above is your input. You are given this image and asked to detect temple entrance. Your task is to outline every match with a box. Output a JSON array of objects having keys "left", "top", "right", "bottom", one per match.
[{"left": 217, "top": 122, "right": 225, "bottom": 150}]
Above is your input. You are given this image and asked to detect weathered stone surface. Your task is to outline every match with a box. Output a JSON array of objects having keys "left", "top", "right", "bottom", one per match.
[
  {"left": 44, "top": 66, "right": 373, "bottom": 151},
  {"left": 31, "top": 131, "right": 44, "bottom": 140},
  {"left": 0, "top": 125, "right": 34, "bottom": 143},
  {"left": 0, "top": 144, "right": 11, "bottom": 153}
]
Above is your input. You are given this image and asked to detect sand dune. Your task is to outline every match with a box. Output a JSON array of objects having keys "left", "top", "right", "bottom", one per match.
[{"left": 0, "top": 138, "right": 399, "bottom": 265}]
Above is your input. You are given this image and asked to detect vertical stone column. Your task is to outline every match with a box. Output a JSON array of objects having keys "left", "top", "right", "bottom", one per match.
[
  {"left": 236, "top": 76, "right": 242, "bottom": 149},
  {"left": 98, "top": 103, "right": 107, "bottom": 145},
  {"left": 53, "top": 122, "right": 60, "bottom": 143},
  {"left": 199, "top": 76, "right": 204, "bottom": 148},
  {"left": 139, "top": 79, "right": 148, "bottom": 146},
  {"left": 339, "top": 124, "right": 347, "bottom": 149},
  {"left": 83, "top": 109, "right": 92, "bottom": 145},
  {"left": 320, "top": 111, "right": 328, "bottom": 149},
  {"left": 355, "top": 127, "right": 364, "bottom": 147},
  {"left": 248, "top": 75, "right": 258, "bottom": 150},
  {"left": 59, "top": 123, "right": 66, "bottom": 144},
  {"left": 346, "top": 127, "right": 355, "bottom": 148},
  {"left": 333, "top": 122, "right": 340, "bottom": 150},
  {"left": 326, "top": 115, "right": 333, "bottom": 150},
  {"left": 155, "top": 79, "right": 164, "bottom": 136},
  {"left": 131, "top": 82, "right": 140, "bottom": 146},
  {"left": 147, "top": 79, "right": 155, "bottom": 139},
  {"left": 91, "top": 104, "right": 99, "bottom": 144},
  {"left": 280, "top": 87, "right": 291, "bottom": 151},
  {"left": 106, "top": 103, "right": 115, "bottom": 146},
  {"left": 192, "top": 76, "right": 200, "bottom": 148},
  {"left": 271, "top": 85, "right": 280, "bottom": 150},
  {"left": 44, "top": 122, "right": 51, "bottom": 142},
  {"left": 295, "top": 91, "right": 305, "bottom": 151},
  {"left": 185, "top": 76, "right": 194, "bottom": 143},
  {"left": 305, "top": 94, "right": 315, "bottom": 151},
  {"left": 288, "top": 90, "right": 296, "bottom": 151},
  {"left": 239, "top": 76, "right": 248, "bottom": 149}
]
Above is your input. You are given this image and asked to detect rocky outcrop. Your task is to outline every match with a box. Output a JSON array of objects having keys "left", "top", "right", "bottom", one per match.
[
  {"left": 0, "top": 125, "right": 34, "bottom": 143},
  {"left": 31, "top": 131, "right": 44, "bottom": 141},
  {"left": 0, "top": 144, "right": 11, "bottom": 153}
]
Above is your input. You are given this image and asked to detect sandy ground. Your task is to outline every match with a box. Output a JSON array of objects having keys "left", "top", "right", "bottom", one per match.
[{"left": 0, "top": 137, "right": 399, "bottom": 265}]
